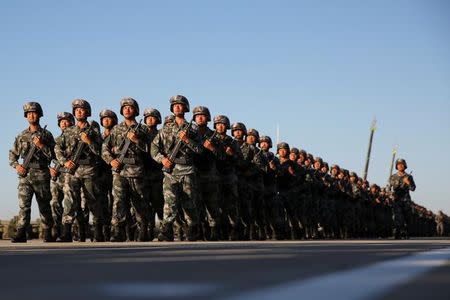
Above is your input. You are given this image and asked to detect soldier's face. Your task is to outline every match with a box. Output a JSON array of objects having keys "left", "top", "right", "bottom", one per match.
[
  {"left": 215, "top": 123, "right": 227, "bottom": 134},
  {"left": 314, "top": 161, "right": 322, "bottom": 170},
  {"left": 74, "top": 107, "right": 87, "bottom": 120},
  {"left": 298, "top": 155, "right": 305, "bottom": 163},
  {"left": 370, "top": 187, "right": 377, "bottom": 194},
  {"left": 233, "top": 130, "right": 244, "bottom": 140},
  {"left": 195, "top": 114, "right": 208, "bottom": 126},
  {"left": 350, "top": 176, "right": 356, "bottom": 183},
  {"left": 397, "top": 163, "right": 405, "bottom": 172},
  {"left": 102, "top": 117, "right": 114, "bottom": 129},
  {"left": 260, "top": 141, "right": 270, "bottom": 151},
  {"left": 304, "top": 160, "right": 311, "bottom": 167},
  {"left": 289, "top": 153, "right": 298, "bottom": 161},
  {"left": 123, "top": 105, "right": 136, "bottom": 119},
  {"left": 321, "top": 166, "right": 328, "bottom": 173},
  {"left": 172, "top": 104, "right": 185, "bottom": 116},
  {"left": 331, "top": 168, "right": 338, "bottom": 176},
  {"left": 26, "top": 111, "right": 39, "bottom": 124},
  {"left": 338, "top": 172, "right": 344, "bottom": 179},
  {"left": 246, "top": 135, "right": 257, "bottom": 145},
  {"left": 278, "top": 148, "right": 288, "bottom": 158},
  {"left": 60, "top": 119, "right": 71, "bottom": 130},
  {"left": 145, "top": 116, "right": 158, "bottom": 127}
]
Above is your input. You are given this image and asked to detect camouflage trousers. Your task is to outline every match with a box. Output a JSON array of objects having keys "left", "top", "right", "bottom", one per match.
[
  {"left": 145, "top": 176, "right": 164, "bottom": 227},
  {"left": 50, "top": 177, "right": 64, "bottom": 227},
  {"left": 17, "top": 174, "right": 54, "bottom": 230},
  {"left": 162, "top": 173, "right": 199, "bottom": 227},
  {"left": 97, "top": 171, "right": 113, "bottom": 226},
  {"left": 197, "top": 176, "right": 221, "bottom": 227},
  {"left": 111, "top": 174, "right": 152, "bottom": 227},
  {"left": 264, "top": 189, "right": 285, "bottom": 236},
  {"left": 279, "top": 189, "right": 302, "bottom": 238},
  {"left": 219, "top": 181, "right": 240, "bottom": 229},
  {"left": 62, "top": 174, "right": 105, "bottom": 226}
]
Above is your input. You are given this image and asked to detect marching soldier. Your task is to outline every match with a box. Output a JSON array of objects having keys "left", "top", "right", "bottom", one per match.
[
  {"left": 389, "top": 158, "right": 416, "bottom": 239},
  {"left": 102, "top": 98, "right": 153, "bottom": 242},
  {"left": 150, "top": 95, "right": 203, "bottom": 241},
  {"left": 55, "top": 99, "right": 105, "bottom": 242},
  {"left": 9, "top": 102, "right": 55, "bottom": 243},
  {"left": 49, "top": 112, "right": 74, "bottom": 239}
]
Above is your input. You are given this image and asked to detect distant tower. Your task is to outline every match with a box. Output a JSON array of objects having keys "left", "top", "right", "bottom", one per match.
[{"left": 363, "top": 118, "right": 377, "bottom": 181}]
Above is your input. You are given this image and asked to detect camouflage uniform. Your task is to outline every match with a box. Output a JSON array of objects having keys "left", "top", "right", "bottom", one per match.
[
  {"left": 150, "top": 95, "right": 202, "bottom": 241},
  {"left": 9, "top": 102, "right": 55, "bottom": 242},
  {"left": 214, "top": 115, "right": 243, "bottom": 240},
  {"left": 192, "top": 106, "right": 224, "bottom": 240},
  {"left": 102, "top": 98, "right": 152, "bottom": 242},
  {"left": 55, "top": 99, "right": 105, "bottom": 242},
  {"left": 143, "top": 108, "right": 164, "bottom": 237},
  {"left": 389, "top": 159, "right": 416, "bottom": 239}
]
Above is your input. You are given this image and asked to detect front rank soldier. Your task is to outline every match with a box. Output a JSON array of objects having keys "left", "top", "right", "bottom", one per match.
[
  {"left": 102, "top": 98, "right": 153, "bottom": 242},
  {"left": 9, "top": 102, "right": 56, "bottom": 243},
  {"left": 389, "top": 158, "right": 416, "bottom": 239},
  {"left": 55, "top": 99, "right": 105, "bottom": 242},
  {"left": 151, "top": 95, "right": 203, "bottom": 242}
]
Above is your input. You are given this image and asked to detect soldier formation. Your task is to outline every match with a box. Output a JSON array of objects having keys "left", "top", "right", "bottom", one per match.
[{"left": 8, "top": 96, "right": 450, "bottom": 243}]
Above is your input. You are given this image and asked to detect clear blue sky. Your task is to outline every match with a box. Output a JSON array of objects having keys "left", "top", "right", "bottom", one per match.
[{"left": 1, "top": 0, "right": 449, "bottom": 219}]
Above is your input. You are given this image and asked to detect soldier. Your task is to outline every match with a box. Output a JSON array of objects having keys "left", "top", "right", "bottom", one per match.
[
  {"left": 435, "top": 210, "right": 445, "bottom": 237},
  {"left": 245, "top": 128, "right": 268, "bottom": 240},
  {"left": 191, "top": 106, "right": 224, "bottom": 240},
  {"left": 389, "top": 158, "right": 416, "bottom": 239},
  {"left": 143, "top": 108, "right": 164, "bottom": 240},
  {"left": 151, "top": 95, "right": 202, "bottom": 242},
  {"left": 259, "top": 136, "right": 285, "bottom": 240},
  {"left": 9, "top": 102, "right": 55, "bottom": 243},
  {"left": 99, "top": 109, "right": 118, "bottom": 240},
  {"left": 49, "top": 112, "right": 74, "bottom": 240},
  {"left": 289, "top": 148, "right": 300, "bottom": 162},
  {"left": 276, "top": 142, "right": 302, "bottom": 239},
  {"left": 102, "top": 97, "right": 153, "bottom": 242},
  {"left": 214, "top": 115, "right": 243, "bottom": 240},
  {"left": 55, "top": 99, "right": 105, "bottom": 242}
]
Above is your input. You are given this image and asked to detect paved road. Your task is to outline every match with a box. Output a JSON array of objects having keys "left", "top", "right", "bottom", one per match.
[{"left": 1, "top": 239, "right": 449, "bottom": 300}]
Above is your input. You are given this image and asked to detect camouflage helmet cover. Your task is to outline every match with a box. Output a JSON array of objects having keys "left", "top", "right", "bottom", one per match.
[
  {"left": 99, "top": 109, "right": 118, "bottom": 126},
  {"left": 246, "top": 128, "right": 260, "bottom": 142},
  {"left": 71, "top": 99, "right": 91, "bottom": 117},
  {"left": 57, "top": 111, "right": 75, "bottom": 126},
  {"left": 23, "top": 102, "right": 43, "bottom": 118},
  {"left": 395, "top": 158, "right": 408, "bottom": 169},
  {"left": 213, "top": 115, "right": 231, "bottom": 129},
  {"left": 259, "top": 135, "right": 273, "bottom": 148},
  {"left": 170, "top": 95, "right": 190, "bottom": 112},
  {"left": 143, "top": 108, "right": 162, "bottom": 124},
  {"left": 192, "top": 106, "right": 211, "bottom": 122},
  {"left": 277, "top": 142, "right": 290, "bottom": 151},
  {"left": 231, "top": 122, "right": 247, "bottom": 134},
  {"left": 120, "top": 97, "right": 140, "bottom": 116}
]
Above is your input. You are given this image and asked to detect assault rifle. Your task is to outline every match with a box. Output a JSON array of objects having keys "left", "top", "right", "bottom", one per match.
[
  {"left": 162, "top": 120, "right": 195, "bottom": 173},
  {"left": 113, "top": 119, "right": 143, "bottom": 173},
  {"left": 65, "top": 122, "right": 94, "bottom": 175},
  {"left": 21, "top": 125, "right": 47, "bottom": 177}
]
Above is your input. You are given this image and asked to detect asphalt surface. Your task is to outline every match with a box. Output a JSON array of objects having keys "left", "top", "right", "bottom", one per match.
[{"left": 0, "top": 239, "right": 449, "bottom": 300}]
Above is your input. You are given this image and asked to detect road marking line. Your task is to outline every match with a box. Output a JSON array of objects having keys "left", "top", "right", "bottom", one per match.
[
  {"left": 226, "top": 247, "right": 450, "bottom": 300},
  {"left": 98, "top": 282, "right": 219, "bottom": 298}
]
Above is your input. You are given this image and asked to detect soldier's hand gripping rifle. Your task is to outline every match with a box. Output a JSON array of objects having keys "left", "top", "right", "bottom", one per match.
[
  {"left": 162, "top": 120, "right": 195, "bottom": 173},
  {"left": 50, "top": 159, "right": 62, "bottom": 181},
  {"left": 112, "top": 119, "right": 143, "bottom": 173},
  {"left": 21, "top": 125, "right": 47, "bottom": 177},
  {"left": 65, "top": 122, "right": 93, "bottom": 175}
]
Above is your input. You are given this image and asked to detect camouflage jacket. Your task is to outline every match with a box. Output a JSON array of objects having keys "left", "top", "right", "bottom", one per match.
[
  {"left": 151, "top": 119, "right": 203, "bottom": 176},
  {"left": 389, "top": 172, "right": 416, "bottom": 201},
  {"left": 215, "top": 134, "right": 243, "bottom": 183},
  {"left": 276, "top": 158, "right": 298, "bottom": 192},
  {"left": 55, "top": 122, "right": 102, "bottom": 178},
  {"left": 102, "top": 121, "right": 150, "bottom": 178},
  {"left": 261, "top": 150, "right": 278, "bottom": 193},
  {"left": 144, "top": 126, "right": 163, "bottom": 180},
  {"left": 9, "top": 125, "right": 55, "bottom": 180}
]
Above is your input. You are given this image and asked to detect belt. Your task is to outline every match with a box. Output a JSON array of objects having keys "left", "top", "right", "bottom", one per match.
[
  {"left": 122, "top": 158, "right": 136, "bottom": 165},
  {"left": 173, "top": 157, "right": 192, "bottom": 165},
  {"left": 77, "top": 158, "right": 93, "bottom": 165}
]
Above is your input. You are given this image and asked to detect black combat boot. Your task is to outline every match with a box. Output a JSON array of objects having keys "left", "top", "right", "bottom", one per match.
[
  {"left": 138, "top": 224, "right": 150, "bottom": 242},
  {"left": 158, "top": 223, "right": 174, "bottom": 242},
  {"left": 230, "top": 226, "right": 240, "bottom": 241},
  {"left": 11, "top": 227, "right": 27, "bottom": 243},
  {"left": 103, "top": 225, "right": 111, "bottom": 242},
  {"left": 209, "top": 226, "right": 219, "bottom": 241},
  {"left": 57, "top": 224, "right": 73, "bottom": 242},
  {"left": 43, "top": 228, "right": 56, "bottom": 242},
  {"left": 187, "top": 224, "right": 200, "bottom": 242},
  {"left": 93, "top": 223, "right": 105, "bottom": 242},
  {"left": 110, "top": 225, "right": 126, "bottom": 242},
  {"left": 78, "top": 222, "right": 86, "bottom": 242},
  {"left": 177, "top": 226, "right": 185, "bottom": 241}
]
